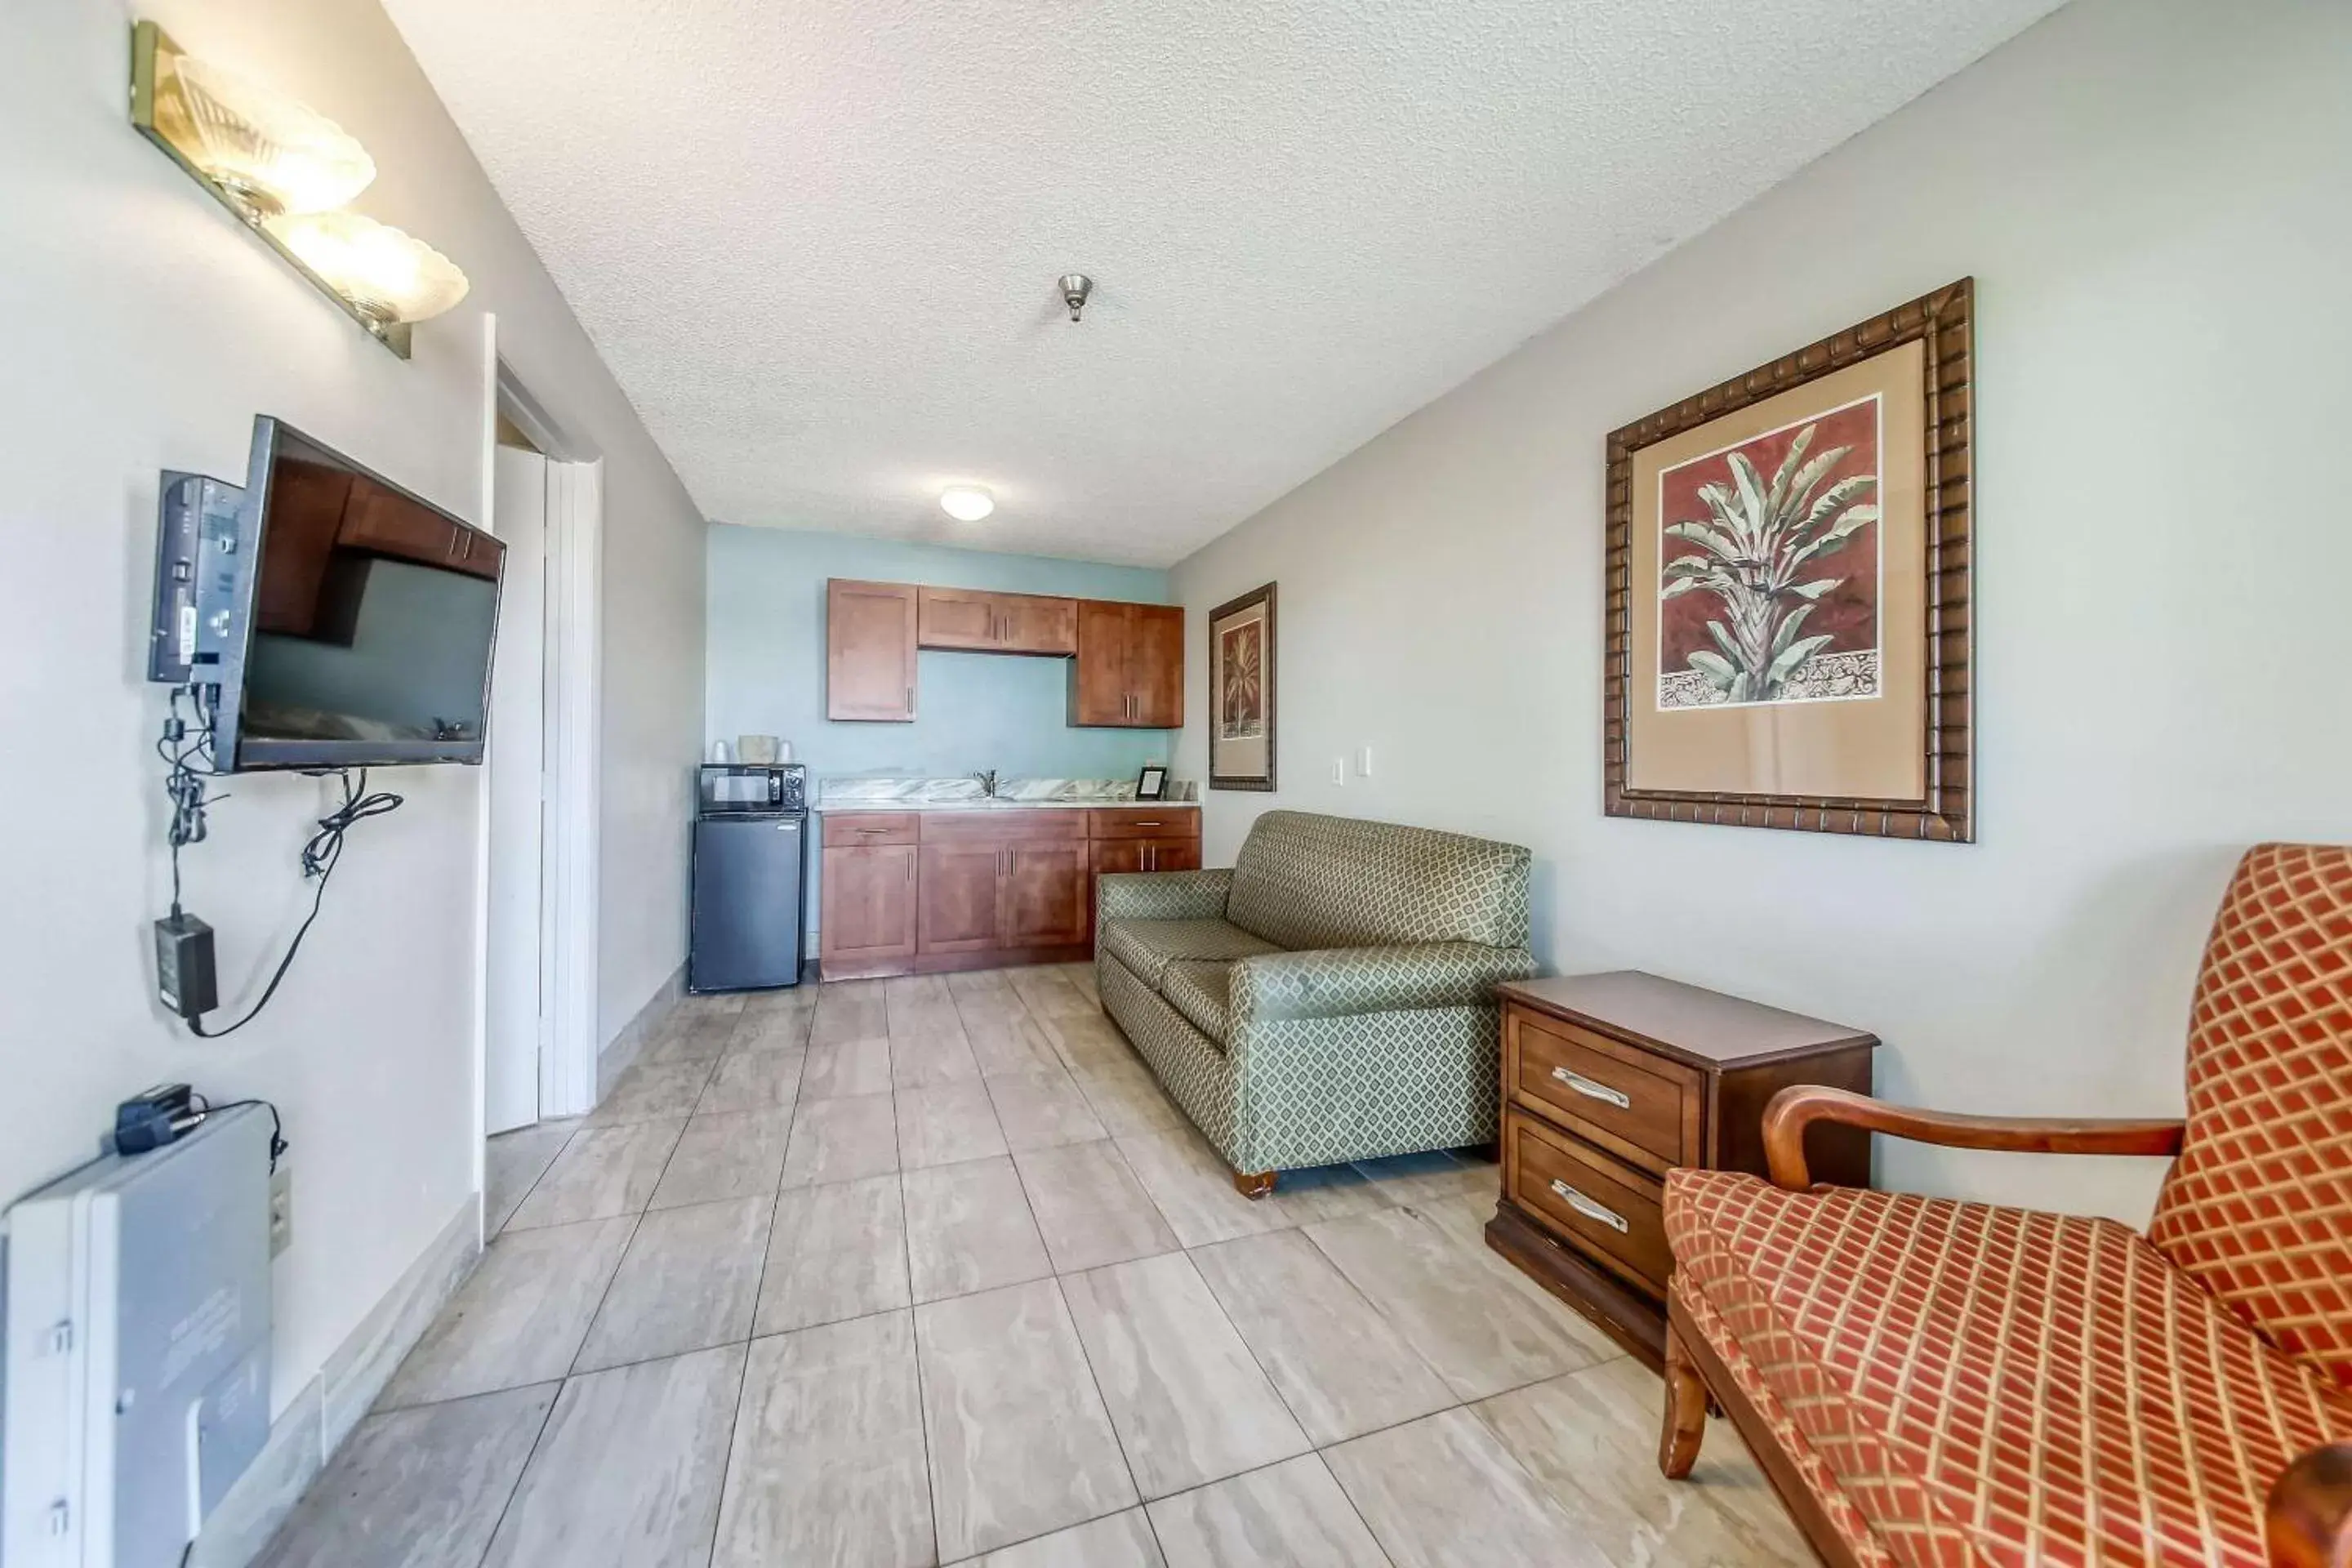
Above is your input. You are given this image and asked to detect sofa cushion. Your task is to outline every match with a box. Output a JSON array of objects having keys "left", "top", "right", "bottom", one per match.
[
  {"left": 1667, "top": 1168, "right": 2352, "bottom": 1568},
  {"left": 1100, "top": 918, "right": 1278, "bottom": 990},
  {"left": 1224, "top": 810, "right": 1532, "bottom": 952},
  {"left": 1160, "top": 960, "right": 1233, "bottom": 1040}
]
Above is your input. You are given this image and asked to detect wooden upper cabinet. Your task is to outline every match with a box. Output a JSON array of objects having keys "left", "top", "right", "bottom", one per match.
[
  {"left": 1071, "top": 601, "right": 1184, "bottom": 728},
  {"left": 916, "top": 587, "right": 1076, "bottom": 656},
  {"left": 828, "top": 579, "right": 920, "bottom": 722},
  {"left": 1128, "top": 604, "right": 1184, "bottom": 728},
  {"left": 253, "top": 459, "right": 352, "bottom": 637}
]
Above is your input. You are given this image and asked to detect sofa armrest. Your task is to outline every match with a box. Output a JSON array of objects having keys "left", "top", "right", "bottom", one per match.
[
  {"left": 1762, "top": 1085, "right": 2186, "bottom": 1191},
  {"left": 1231, "top": 943, "right": 1539, "bottom": 1024},
  {"left": 1097, "top": 867, "right": 1234, "bottom": 924}
]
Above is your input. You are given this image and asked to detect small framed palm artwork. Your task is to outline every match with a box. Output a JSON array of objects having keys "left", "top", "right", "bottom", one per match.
[
  {"left": 1604, "top": 279, "right": 1974, "bottom": 841},
  {"left": 1209, "top": 582, "right": 1276, "bottom": 791}
]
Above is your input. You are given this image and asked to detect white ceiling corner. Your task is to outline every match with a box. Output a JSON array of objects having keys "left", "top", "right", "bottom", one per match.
[{"left": 384, "top": 0, "right": 2063, "bottom": 568}]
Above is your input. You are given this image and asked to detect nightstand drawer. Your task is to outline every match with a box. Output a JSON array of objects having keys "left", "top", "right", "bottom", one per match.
[
  {"left": 1504, "top": 1109, "right": 1671, "bottom": 1294},
  {"left": 1508, "top": 1007, "right": 1695, "bottom": 1172}
]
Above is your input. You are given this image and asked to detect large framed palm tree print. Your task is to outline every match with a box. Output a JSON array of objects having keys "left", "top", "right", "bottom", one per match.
[
  {"left": 1209, "top": 582, "right": 1276, "bottom": 791},
  {"left": 1604, "top": 279, "right": 1973, "bottom": 841}
]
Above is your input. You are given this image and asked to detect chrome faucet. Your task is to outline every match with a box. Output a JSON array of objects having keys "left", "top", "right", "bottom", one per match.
[{"left": 973, "top": 769, "right": 1000, "bottom": 799}]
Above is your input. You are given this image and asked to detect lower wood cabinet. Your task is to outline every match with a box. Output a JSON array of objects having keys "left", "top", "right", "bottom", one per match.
[{"left": 818, "top": 806, "right": 1200, "bottom": 979}]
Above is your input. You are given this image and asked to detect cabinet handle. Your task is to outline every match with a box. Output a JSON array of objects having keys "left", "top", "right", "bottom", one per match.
[
  {"left": 1133, "top": 821, "right": 1160, "bottom": 827},
  {"left": 906, "top": 685, "right": 915, "bottom": 713},
  {"left": 905, "top": 856, "right": 913, "bottom": 883},
  {"left": 1550, "top": 1179, "right": 1628, "bottom": 1233},
  {"left": 1551, "top": 1067, "right": 1632, "bottom": 1109},
  {"left": 1143, "top": 844, "right": 1155, "bottom": 871}
]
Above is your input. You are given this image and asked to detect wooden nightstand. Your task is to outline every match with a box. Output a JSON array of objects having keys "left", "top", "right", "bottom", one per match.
[{"left": 1485, "top": 971, "right": 1878, "bottom": 1370}]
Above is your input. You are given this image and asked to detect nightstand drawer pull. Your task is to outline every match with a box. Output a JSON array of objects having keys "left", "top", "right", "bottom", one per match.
[
  {"left": 1550, "top": 1179, "right": 1629, "bottom": 1233},
  {"left": 1551, "top": 1067, "right": 1631, "bottom": 1109}
]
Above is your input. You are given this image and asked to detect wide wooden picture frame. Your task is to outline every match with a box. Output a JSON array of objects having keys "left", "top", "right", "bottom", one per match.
[
  {"left": 1209, "top": 582, "right": 1276, "bottom": 791},
  {"left": 1603, "top": 278, "right": 1974, "bottom": 842}
]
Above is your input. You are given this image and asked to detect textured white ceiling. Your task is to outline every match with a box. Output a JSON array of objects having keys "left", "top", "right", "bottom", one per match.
[{"left": 385, "top": 0, "right": 2060, "bottom": 566}]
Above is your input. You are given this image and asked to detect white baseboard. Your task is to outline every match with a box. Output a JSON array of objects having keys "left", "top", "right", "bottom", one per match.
[
  {"left": 597, "top": 961, "right": 686, "bottom": 1101},
  {"left": 189, "top": 1193, "right": 481, "bottom": 1567}
]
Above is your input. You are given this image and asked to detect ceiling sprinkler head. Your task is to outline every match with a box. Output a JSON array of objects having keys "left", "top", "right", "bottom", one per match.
[{"left": 1058, "top": 273, "right": 1093, "bottom": 323}]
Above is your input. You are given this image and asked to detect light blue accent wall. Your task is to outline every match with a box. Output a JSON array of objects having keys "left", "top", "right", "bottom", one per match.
[{"left": 706, "top": 522, "right": 1176, "bottom": 783}]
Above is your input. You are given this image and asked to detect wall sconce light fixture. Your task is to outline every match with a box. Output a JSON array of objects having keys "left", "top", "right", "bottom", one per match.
[{"left": 129, "top": 22, "right": 470, "bottom": 359}]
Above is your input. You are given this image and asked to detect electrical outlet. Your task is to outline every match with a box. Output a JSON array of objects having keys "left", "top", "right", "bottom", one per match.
[
  {"left": 1330, "top": 756, "right": 1346, "bottom": 786},
  {"left": 1356, "top": 746, "right": 1374, "bottom": 778},
  {"left": 269, "top": 1164, "right": 293, "bottom": 1258}
]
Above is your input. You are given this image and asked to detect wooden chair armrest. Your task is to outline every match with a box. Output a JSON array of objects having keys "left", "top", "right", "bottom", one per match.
[
  {"left": 2270, "top": 1443, "right": 2352, "bottom": 1568},
  {"left": 1762, "top": 1085, "right": 2186, "bottom": 1190}
]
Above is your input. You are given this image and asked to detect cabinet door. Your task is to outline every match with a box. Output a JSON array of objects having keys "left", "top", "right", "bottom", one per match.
[
  {"left": 1069, "top": 599, "right": 1134, "bottom": 726},
  {"left": 1000, "top": 843, "right": 1089, "bottom": 947},
  {"left": 1129, "top": 605, "right": 1185, "bottom": 728},
  {"left": 828, "top": 579, "right": 920, "bottom": 721},
  {"left": 1143, "top": 838, "right": 1201, "bottom": 874},
  {"left": 1000, "top": 595, "right": 1077, "bottom": 655},
  {"left": 1091, "top": 839, "right": 1147, "bottom": 876},
  {"left": 917, "top": 844, "right": 1004, "bottom": 954},
  {"left": 916, "top": 586, "right": 1000, "bottom": 650},
  {"left": 820, "top": 844, "right": 917, "bottom": 967}
]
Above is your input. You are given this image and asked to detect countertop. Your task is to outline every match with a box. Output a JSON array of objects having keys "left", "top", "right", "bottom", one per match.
[{"left": 813, "top": 799, "right": 1199, "bottom": 813}]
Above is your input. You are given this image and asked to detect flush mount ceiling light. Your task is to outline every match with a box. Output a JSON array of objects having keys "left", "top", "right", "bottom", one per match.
[
  {"left": 267, "top": 212, "right": 470, "bottom": 332},
  {"left": 939, "top": 485, "right": 996, "bottom": 522},
  {"left": 171, "top": 56, "right": 376, "bottom": 218},
  {"left": 129, "top": 21, "right": 466, "bottom": 359}
]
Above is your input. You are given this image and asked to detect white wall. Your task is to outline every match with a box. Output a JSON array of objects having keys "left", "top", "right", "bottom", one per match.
[
  {"left": 1169, "top": 0, "right": 2352, "bottom": 1226},
  {"left": 0, "top": 0, "right": 704, "bottom": 1414}
]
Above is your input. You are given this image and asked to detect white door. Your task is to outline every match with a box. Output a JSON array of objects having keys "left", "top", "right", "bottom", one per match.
[{"left": 486, "top": 446, "right": 550, "bottom": 1133}]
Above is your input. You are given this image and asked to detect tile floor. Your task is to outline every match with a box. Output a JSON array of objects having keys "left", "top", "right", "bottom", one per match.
[{"left": 259, "top": 964, "right": 1811, "bottom": 1568}]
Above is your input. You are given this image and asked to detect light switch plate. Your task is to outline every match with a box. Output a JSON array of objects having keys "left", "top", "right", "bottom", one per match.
[
  {"left": 1330, "top": 757, "right": 1345, "bottom": 786},
  {"left": 1356, "top": 747, "right": 1374, "bottom": 778}
]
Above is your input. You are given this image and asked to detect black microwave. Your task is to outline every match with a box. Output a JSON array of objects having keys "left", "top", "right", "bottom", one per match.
[{"left": 698, "top": 763, "right": 806, "bottom": 814}]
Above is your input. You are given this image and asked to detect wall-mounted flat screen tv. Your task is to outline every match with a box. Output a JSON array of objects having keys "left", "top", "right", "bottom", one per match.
[{"left": 154, "top": 417, "right": 506, "bottom": 771}]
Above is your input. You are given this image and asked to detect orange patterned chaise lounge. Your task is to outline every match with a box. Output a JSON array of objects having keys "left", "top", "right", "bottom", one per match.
[{"left": 1658, "top": 844, "right": 2352, "bottom": 1568}]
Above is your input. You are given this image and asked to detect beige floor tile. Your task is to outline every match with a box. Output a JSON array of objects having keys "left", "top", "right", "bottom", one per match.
[
  {"left": 731, "top": 1000, "right": 816, "bottom": 1054},
  {"left": 587, "top": 1059, "right": 715, "bottom": 1126},
  {"left": 1304, "top": 1206, "right": 1599, "bottom": 1401},
  {"left": 380, "top": 1217, "right": 634, "bottom": 1408},
  {"left": 886, "top": 973, "right": 969, "bottom": 1048},
  {"left": 986, "top": 1067, "right": 1107, "bottom": 1151},
  {"left": 1189, "top": 1228, "right": 1454, "bottom": 1446},
  {"left": 956, "top": 991, "right": 1067, "bottom": 1077},
  {"left": 1147, "top": 1454, "right": 1390, "bottom": 1568},
  {"left": 892, "top": 1025, "right": 984, "bottom": 1089},
  {"left": 1323, "top": 1408, "right": 1584, "bottom": 1568},
  {"left": 1042, "top": 1012, "right": 1140, "bottom": 1074},
  {"left": 1407, "top": 1197, "right": 1623, "bottom": 1363},
  {"left": 956, "top": 1508, "right": 1163, "bottom": 1566},
  {"left": 781, "top": 1091, "right": 900, "bottom": 1188},
  {"left": 481, "top": 1344, "right": 744, "bottom": 1568},
  {"left": 903, "top": 1156, "right": 1054, "bottom": 1304},
  {"left": 1060, "top": 1252, "right": 1309, "bottom": 1499},
  {"left": 1054, "top": 962, "right": 1102, "bottom": 1006},
  {"left": 896, "top": 1080, "right": 1010, "bottom": 1168},
  {"left": 916, "top": 1279, "right": 1139, "bottom": 1560},
  {"left": 679, "top": 991, "right": 750, "bottom": 1019},
  {"left": 697, "top": 1047, "right": 805, "bottom": 1114},
  {"left": 255, "top": 1384, "right": 557, "bottom": 1568},
  {"left": 1113, "top": 1128, "right": 1288, "bottom": 1247},
  {"left": 1475, "top": 1361, "right": 1813, "bottom": 1568},
  {"left": 804, "top": 1036, "right": 895, "bottom": 1100},
  {"left": 715, "top": 1312, "right": 933, "bottom": 1568},
  {"left": 648, "top": 1108, "right": 794, "bottom": 1209},
  {"left": 646, "top": 1016, "right": 735, "bottom": 1065},
  {"left": 756, "top": 1171, "right": 910, "bottom": 1334},
  {"left": 1072, "top": 1059, "right": 1185, "bottom": 1137},
  {"left": 1012, "top": 1139, "right": 1181, "bottom": 1273},
  {"left": 506, "top": 1120, "right": 686, "bottom": 1231},
  {"left": 485, "top": 1121, "right": 578, "bottom": 1236},
  {"left": 575, "top": 1196, "right": 771, "bottom": 1371},
  {"left": 1007, "top": 966, "right": 1095, "bottom": 1022},
  {"left": 812, "top": 978, "right": 890, "bottom": 1045}
]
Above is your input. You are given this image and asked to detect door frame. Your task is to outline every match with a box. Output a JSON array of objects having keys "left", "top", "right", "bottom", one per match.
[{"left": 474, "top": 320, "right": 606, "bottom": 1196}]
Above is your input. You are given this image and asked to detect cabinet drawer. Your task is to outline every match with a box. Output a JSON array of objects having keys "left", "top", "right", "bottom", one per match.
[
  {"left": 824, "top": 813, "right": 919, "bottom": 845},
  {"left": 1505, "top": 1110, "right": 1671, "bottom": 1294},
  {"left": 918, "top": 809, "right": 1089, "bottom": 844},
  {"left": 1508, "top": 1007, "right": 1695, "bottom": 1173},
  {"left": 1087, "top": 807, "right": 1199, "bottom": 840}
]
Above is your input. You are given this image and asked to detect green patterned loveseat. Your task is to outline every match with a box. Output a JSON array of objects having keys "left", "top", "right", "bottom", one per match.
[{"left": 1095, "top": 809, "right": 1538, "bottom": 1195}]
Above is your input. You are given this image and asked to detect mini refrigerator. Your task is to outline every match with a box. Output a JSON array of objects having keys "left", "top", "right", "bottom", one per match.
[{"left": 689, "top": 764, "right": 808, "bottom": 991}]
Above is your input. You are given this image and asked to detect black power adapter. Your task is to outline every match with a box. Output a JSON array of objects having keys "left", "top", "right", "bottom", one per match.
[{"left": 155, "top": 911, "right": 219, "bottom": 1020}]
